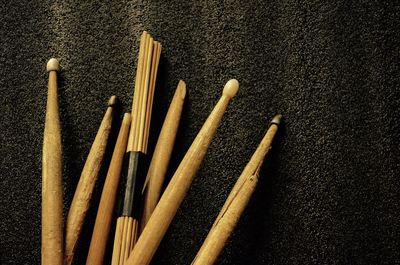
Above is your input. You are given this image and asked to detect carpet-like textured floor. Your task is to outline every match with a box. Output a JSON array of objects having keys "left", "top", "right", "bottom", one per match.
[{"left": 1, "top": 1, "right": 399, "bottom": 264}]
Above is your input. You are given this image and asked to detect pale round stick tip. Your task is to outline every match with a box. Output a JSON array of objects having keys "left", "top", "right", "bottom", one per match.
[
  {"left": 222, "top": 79, "right": 239, "bottom": 98},
  {"left": 271, "top": 114, "right": 282, "bottom": 125},
  {"left": 46, "top": 58, "right": 60, "bottom": 72},
  {"left": 108, "top": 95, "right": 118, "bottom": 107},
  {"left": 123, "top": 112, "right": 131, "bottom": 122},
  {"left": 177, "top": 80, "right": 187, "bottom": 99}
]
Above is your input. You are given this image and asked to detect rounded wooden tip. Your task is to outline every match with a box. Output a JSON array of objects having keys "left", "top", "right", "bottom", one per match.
[
  {"left": 123, "top": 112, "right": 131, "bottom": 121},
  {"left": 222, "top": 79, "right": 239, "bottom": 98},
  {"left": 177, "top": 80, "right": 187, "bottom": 99},
  {"left": 271, "top": 114, "right": 282, "bottom": 125},
  {"left": 47, "top": 58, "right": 60, "bottom": 72},
  {"left": 108, "top": 95, "right": 118, "bottom": 107}
]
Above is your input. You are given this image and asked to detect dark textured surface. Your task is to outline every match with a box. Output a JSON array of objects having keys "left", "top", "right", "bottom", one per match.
[{"left": 1, "top": 1, "right": 400, "bottom": 264}]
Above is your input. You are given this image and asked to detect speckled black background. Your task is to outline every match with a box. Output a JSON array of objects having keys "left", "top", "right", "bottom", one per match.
[{"left": 1, "top": 1, "right": 400, "bottom": 264}]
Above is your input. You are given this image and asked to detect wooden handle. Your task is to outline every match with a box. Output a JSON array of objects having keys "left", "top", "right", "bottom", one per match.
[
  {"left": 42, "top": 58, "right": 63, "bottom": 265},
  {"left": 86, "top": 113, "right": 131, "bottom": 265},
  {"left": 192, "top": 116, "right": 281, "bottom": 265},
  {"left": 111, "top": 217, "right": 124, "bottom": 265},
  {"left": 64, "top": 96, "right": 116, "bottom": 265},
  {"left": 111, "top": 216, "right": 138, "bottom": 265},
  {"left": 126, "top": 79, "right": 239, "bottom": 265},
  {"left": 141, "top": 80, "right": 186, "bottom": 229}
]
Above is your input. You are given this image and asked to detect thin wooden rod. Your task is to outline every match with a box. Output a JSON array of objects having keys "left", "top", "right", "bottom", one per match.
[
  {"left": 143, "top": 42, "right": 162, "bottom": 153},
  {"left": 128, "top": 32, "right": 147, "bottom": 152}
]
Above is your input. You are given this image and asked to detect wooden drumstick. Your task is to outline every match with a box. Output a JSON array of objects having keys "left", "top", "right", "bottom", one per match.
[
  {"left": 42, "top": 58, "right": 63, "bottom": 265},
  {"left": 64, "top": 96, "right": 117, "bottom": 265},
  {"left": 141, "top": 80, "right": 186, "bottom": 230},
  {"left": 86, "top": 113, "right": 131, "bottom": 265},
  {"left": 126, "top": 79, "right": 239, "bottom": 265},
  {"left": 191, "top": 114, "right": 282, "bottom": 265}
]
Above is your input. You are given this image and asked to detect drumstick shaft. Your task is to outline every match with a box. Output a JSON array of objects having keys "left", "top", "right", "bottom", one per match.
[
  {"left": 86, "top": 113, "right": 131, "bottom": 265},
  {"left": 126, "top": 79, "right": 239, "bottom": 265},
  {"left": 192, "top": 115, "right": 281, "bottom": 265},
  {"left": 65, "top": 96, "right": 117, "bottom": 265},
  {"left": 141, "top": 80, "right": 186, "bottom": 229},
  {"left": 42, "top": 58, "right": 63, "bottom": 265}
]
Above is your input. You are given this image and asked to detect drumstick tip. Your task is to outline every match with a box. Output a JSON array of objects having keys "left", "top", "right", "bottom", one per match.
[
  {"left": 107, "top": 95, "right": 118, "bottom": 107},
  {"left": 222, "top": 79, "right": 239, "bottom": 99},
  {"left": 46, "top": 58, "right": 60, "bottom": 72},
  {"left": 271, "top": 114, "right": 282, "bottom": 125},
  {"left": 177, "top": 80, "right": 187, "bottom": 99}
]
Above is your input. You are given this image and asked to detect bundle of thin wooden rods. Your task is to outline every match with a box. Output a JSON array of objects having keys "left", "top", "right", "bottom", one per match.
[
  {"left": 111, "top": 31, "right": 161, "bottom": 265},
  {"left": 128, "top": 31, "right": 161, "bottom": 154}
]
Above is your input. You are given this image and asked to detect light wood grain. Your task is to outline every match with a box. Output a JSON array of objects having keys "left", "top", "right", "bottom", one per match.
[
  {"left": 111, "top": 216, "right": 138, "bottom": 265},
  {"left": 192, "top": 115, "right": 281, "bottom": 265},
  {"left": 125, "top": 79, "right": 239, "bottom": 265},
  {"left": 143, "top": 41, "right": 162, "bottom": 152},
  {"left": 111, "top": 217, "right": 124, "bottom": 265},
  {"left": 86, "top": 113, "right": 131, "bottom": 265},
  {"left": 118, "top": 217, "right": 129, "bottom": 265},
  {"left": 128, "top": 32, "right": 147, "bottom": 152},
  {"left": 121, "top": 217, "right": 135, "bottom": 264},
  {"left": 137, "top": 36, "right": 154, "bottom": 152},
  {"left": 141, "top": 80, "right": 186, "bottom": 230},
  {"left": 64, "top": 96, "right": 116, "bottom": 265},
  {"left": 42, "top": 58, "right": 63, "bottom": 265}
]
